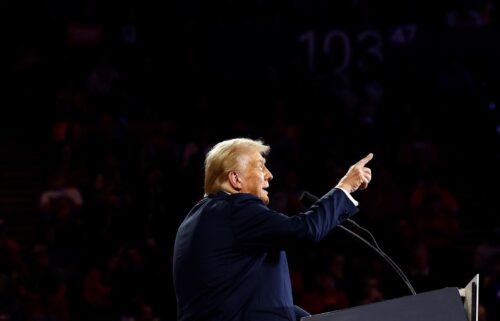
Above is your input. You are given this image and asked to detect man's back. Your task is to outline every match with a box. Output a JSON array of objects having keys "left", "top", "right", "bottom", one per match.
[
  {"left": 173, "top": 189, "right": 358, "bottom": 320},
  {"left": 173, "top": 192, "right": 297, "bottom": 321}
]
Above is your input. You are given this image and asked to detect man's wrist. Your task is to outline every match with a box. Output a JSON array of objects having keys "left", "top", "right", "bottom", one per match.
[{"left": 335, "top": 186, "right": 359, "bottom": 206}]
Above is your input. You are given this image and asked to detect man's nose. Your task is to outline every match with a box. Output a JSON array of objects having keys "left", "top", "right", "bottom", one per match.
[{"left": 266, "top": 168, "right": 273, "bottom": 180}]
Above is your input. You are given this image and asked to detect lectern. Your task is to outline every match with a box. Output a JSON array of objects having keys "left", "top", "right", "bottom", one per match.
[{"left": 301, "top": 274, "right": 479, "bottom": 321}]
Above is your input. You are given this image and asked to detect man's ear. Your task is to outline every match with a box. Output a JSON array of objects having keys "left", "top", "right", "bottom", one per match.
[{"left": 228, "top": 171, "right": 242, "bottom": 191}]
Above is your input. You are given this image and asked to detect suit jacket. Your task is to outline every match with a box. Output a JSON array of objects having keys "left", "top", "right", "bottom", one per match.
[{"left": 173, "top": 188, "right": 358, "bottom": 321}]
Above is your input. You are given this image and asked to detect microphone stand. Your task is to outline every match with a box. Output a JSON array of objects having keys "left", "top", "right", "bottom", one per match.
[{"left": 301, "top": 191, "right": 416, "bottom": 295}]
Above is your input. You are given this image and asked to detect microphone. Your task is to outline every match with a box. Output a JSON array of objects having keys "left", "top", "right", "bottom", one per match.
[{"left": 300, "top": 191, "right": 416, "bottom": 295}]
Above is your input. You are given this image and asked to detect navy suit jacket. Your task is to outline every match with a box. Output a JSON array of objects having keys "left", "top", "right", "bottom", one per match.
[{"left": 173, "top": 188, "right": 358, "bottom": 321}]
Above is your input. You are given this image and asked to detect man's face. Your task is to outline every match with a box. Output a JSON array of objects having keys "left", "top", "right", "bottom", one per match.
[{"left": 237, "top": 149, "right": 273, "bottom": 204}]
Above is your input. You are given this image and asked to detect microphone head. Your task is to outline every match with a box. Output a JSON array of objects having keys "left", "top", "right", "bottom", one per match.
[{"left": 300, "top": 191, "right": 319, "bottom": 207}]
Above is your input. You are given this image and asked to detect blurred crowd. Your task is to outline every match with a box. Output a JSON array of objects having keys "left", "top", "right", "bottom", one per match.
[{"left": 2, "top": 0, "right": 500, "bottom": 320}]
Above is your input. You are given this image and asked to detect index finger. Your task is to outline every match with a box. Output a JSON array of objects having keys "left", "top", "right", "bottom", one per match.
[{"left": 356, "top": 153, "right": 374, "bottom": 167}]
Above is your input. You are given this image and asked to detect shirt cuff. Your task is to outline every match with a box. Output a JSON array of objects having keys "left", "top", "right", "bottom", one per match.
[{"left": 336, "top": 187, "right": 359, "bottom": 206}]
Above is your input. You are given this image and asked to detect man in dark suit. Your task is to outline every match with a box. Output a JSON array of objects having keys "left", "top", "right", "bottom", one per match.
[{"left": 173, "top": 138, "right": 373, "bottom": 321}]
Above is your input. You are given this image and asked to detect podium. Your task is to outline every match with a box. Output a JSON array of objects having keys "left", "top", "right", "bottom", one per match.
[{"left": 301, "top": 275, "right": 479, "bottom": 321}]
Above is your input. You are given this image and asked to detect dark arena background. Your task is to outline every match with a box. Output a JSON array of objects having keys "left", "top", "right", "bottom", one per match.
[{"left": 2, "top": 0, "right": 500, "bottom": 320}]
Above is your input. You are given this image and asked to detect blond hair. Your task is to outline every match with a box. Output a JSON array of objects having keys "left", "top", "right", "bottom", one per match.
[{"left": 204, "top": 138, "right": 270, "bottom": 195}]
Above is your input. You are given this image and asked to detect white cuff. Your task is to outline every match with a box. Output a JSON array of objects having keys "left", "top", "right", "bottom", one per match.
[{"left": 336, "top": 187, "right": 359, "bottom": 206}]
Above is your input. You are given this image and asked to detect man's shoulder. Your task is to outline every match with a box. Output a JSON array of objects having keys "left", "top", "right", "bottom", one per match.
[
  {"left": 208, "top": 192, "right": 263, "bottom": 203},
  {"left": 206, "top": 193, "right": 267, "bottom": 217},
  {"left": 188, "top": 193, "right": 264, "bottom": 215},
  {"left": 226, "top": 193, "right": 266, "bottom": 207}
]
